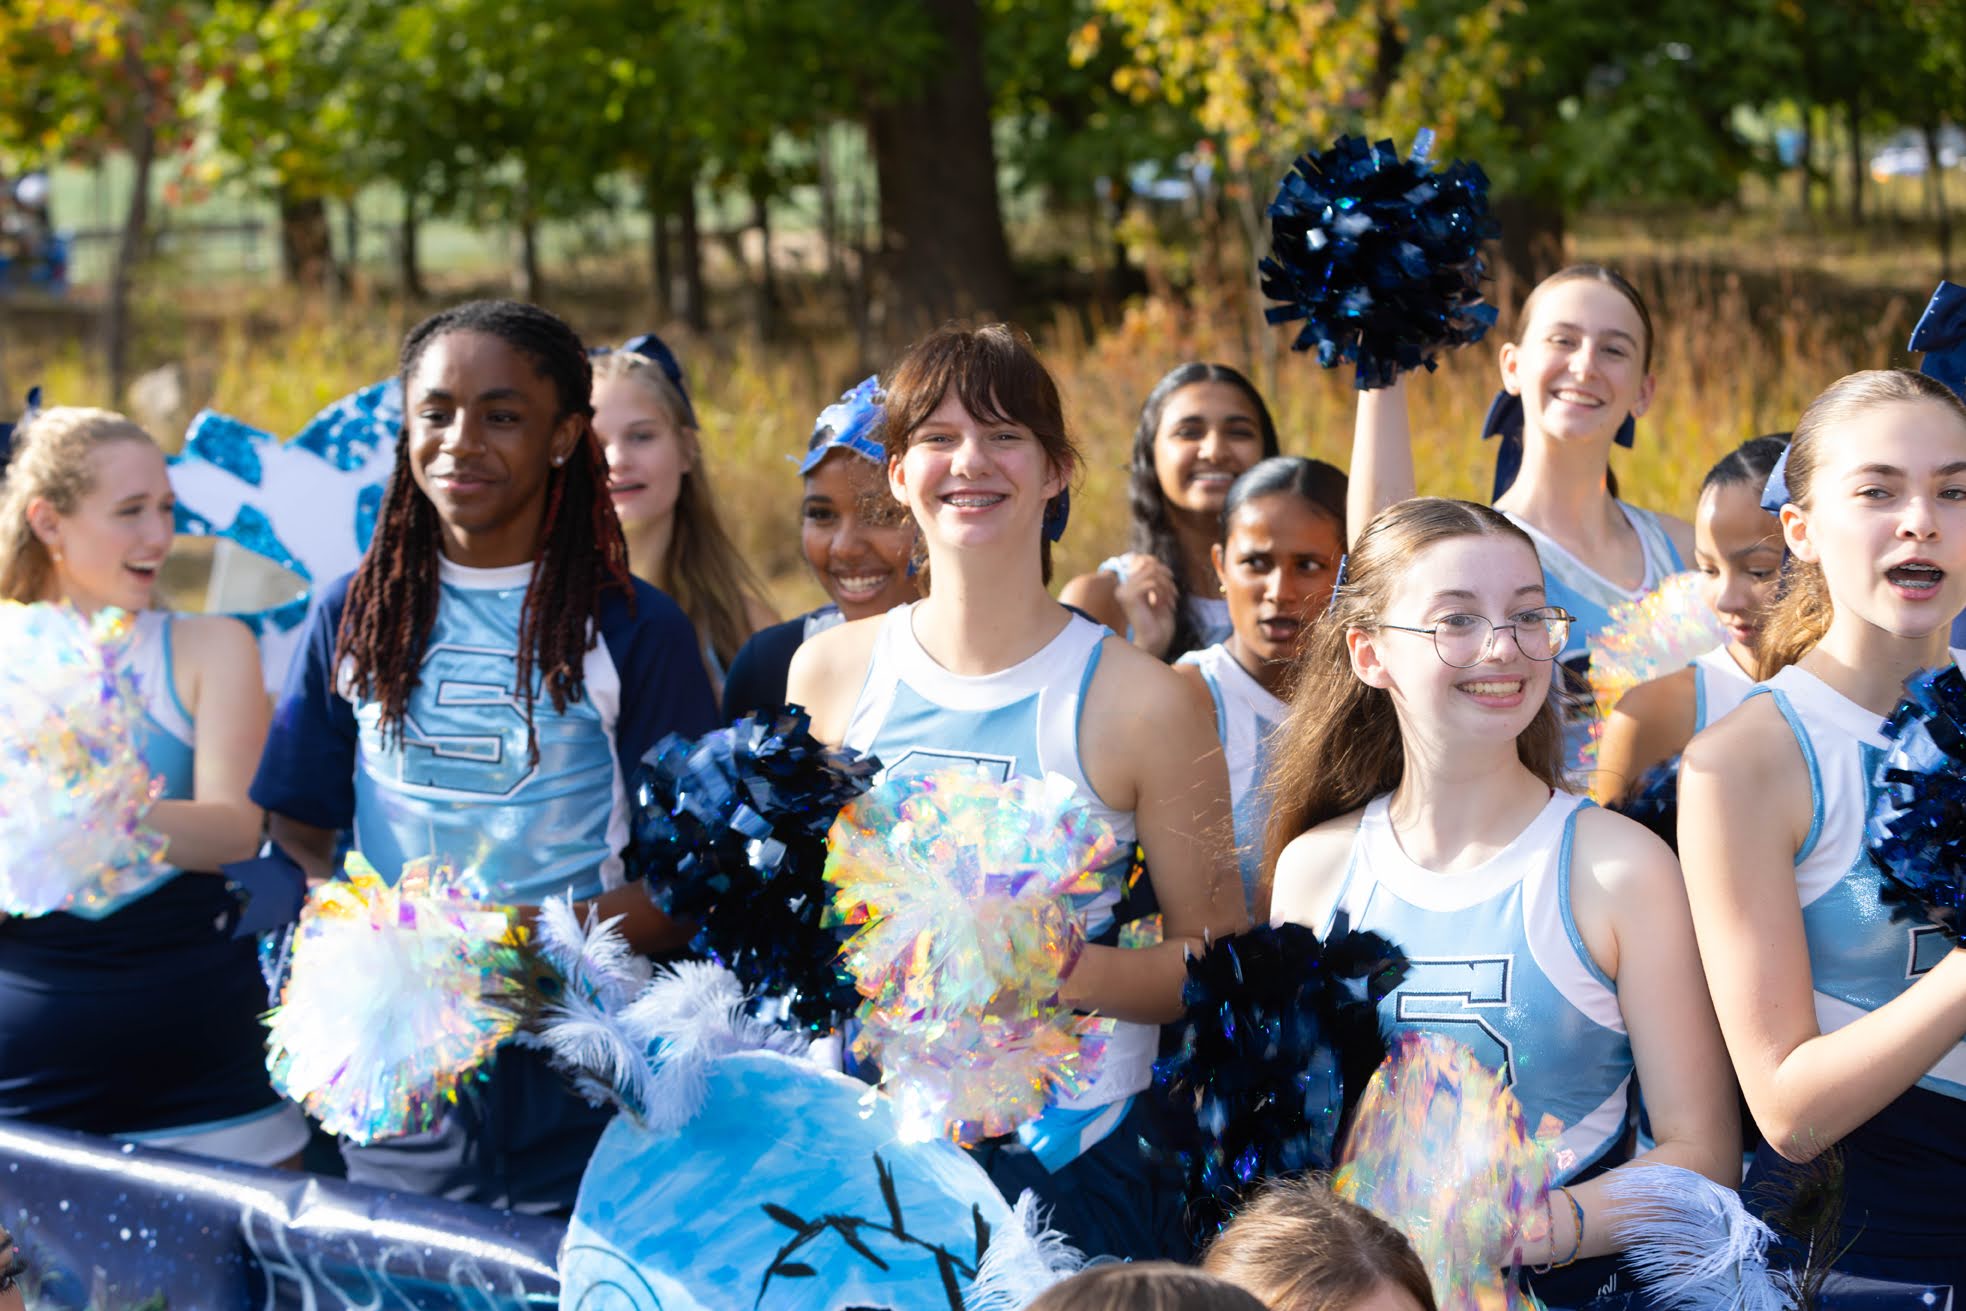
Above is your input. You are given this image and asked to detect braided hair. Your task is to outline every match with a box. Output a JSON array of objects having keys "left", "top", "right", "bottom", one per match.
[
  {"left": 1126, "top": 363, "right": 1282, "bottom": 660},
  {"left": 335, "top": 300, "right": 633, "bottom": 761}
]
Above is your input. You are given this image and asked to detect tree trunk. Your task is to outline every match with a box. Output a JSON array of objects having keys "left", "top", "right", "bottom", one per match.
[
  {"left": 1847, "top": 95, "right": 1864, "bottom": 228},
  {"left": 677, "top": 181, "right": 707, "bottom": 332},
  {"left": 750, "top": 182, "right": 777, "bottom": 342},
  {"left": 518, "top": 214, "right": 543, "bottom": 302},
  {"left": 398, "top": 195, "right": 425, "bottom": 299},
  {"left": 1929, "top": 123, "right": 1954, "bottom": 281},
  {"left": 1491, "top": 192, "right": 1567, "bottom": 305},
  {"left": 866, "top": 0, "right": 1015, "bottom": 329},
  {"left": 646, "top": 165, "right": 673, "bottom": 321},
  {"left": 817, "top": 130, "right": 842, "bottom": 290},
  {"left": 342, "top": 198, "right": 360, "bottom": 276},
  {"left": 104, "top": 61, "right": 157, "bottom": 405},
  {"left": 1798, "top": 105, "right": 1813, "bottom": 214},
  {"left": 278, "top": 190, "right": 337, "bottom": 288}
]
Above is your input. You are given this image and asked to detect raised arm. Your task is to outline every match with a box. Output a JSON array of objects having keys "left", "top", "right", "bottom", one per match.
[
  {"left": 1679, "top": 704, "right": 1966, "bottom": 1161},
  {"left": 1347, "top": 378, "right": 1418, "bottom": 548}
]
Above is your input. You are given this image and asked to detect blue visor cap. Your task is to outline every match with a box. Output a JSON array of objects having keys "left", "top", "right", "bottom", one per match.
[{"left": 799, "top": 375, "right": 887, "bottom": 475}]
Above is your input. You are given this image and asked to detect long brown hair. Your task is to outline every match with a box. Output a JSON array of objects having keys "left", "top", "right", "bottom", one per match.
[
  {"left": 1758, "top": 369, "right": 1966, "bottom": 679},
  {"left": 1257, "top": 498, "right": 1566, "bottom": 905},
  {"left": 1201, "top": 1174, "right": 1439, "bottom": 1311},
  {"left": 879, "top": 322, "right": 1078, "bottom": 585},
  {"left": 592, "top": 348, "right": 772, "bottom": 669},
  {"left": 0, "top": 407, "right": 157, "bottom": 603}
]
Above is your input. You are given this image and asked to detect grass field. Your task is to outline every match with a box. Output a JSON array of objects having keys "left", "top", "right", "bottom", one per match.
[{"left": 0, "top": 199, "right": 1950, "bottom": 616}]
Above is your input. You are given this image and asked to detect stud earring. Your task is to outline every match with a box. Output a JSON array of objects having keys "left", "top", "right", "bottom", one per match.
[{"left": 552, "top": 454, "right": 567, "bottom": 467}]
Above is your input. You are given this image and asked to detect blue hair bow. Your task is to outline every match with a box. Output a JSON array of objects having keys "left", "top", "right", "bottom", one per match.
[
  {"left": 1760, "top": 446, "right": 1793, "bottom": 515},
  {"left": 1043, "top": 489, "right": 1071, "bottom": 543},
  {"left": 1911, "top": 280, "right": 1966, "bottom": 399},
  {"left": 799, "top": 376, "right": 886, "bottom": 475},
  {"left": 593, "top": 333, "right": 697, "bottom": 428},
  {"left": 1480, "top": 390, "right": 1635, "bottom": 502},
  {"left": 0, "top": 385, "right": 44, "bottom": 471}
]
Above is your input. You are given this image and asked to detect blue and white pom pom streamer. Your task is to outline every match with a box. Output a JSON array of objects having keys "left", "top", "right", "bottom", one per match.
[{"left": 1867, "top": 664, "right": 1966, "bottom": 944}]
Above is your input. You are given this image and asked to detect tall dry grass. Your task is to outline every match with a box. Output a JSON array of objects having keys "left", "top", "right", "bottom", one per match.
[{"left": 5, "top": 234, "right": 1923, "bottom": 615}]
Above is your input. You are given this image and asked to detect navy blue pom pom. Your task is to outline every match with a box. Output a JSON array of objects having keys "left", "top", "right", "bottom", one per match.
[
  {"left": 1260, "top": 134, "right": 1500, "bottom": 390},
  {"left": 1868, "top": 666, "right": 1966, "bottom": 945},
  {"left": 1152, "top": 918, "right": 1407, "bottom": 1225},
  {"left": 1610, "top": 756, "right": 1682, "bottom": 854},
  {"left": 629, "top": 706, "right": 880, "bottom": 1031}
]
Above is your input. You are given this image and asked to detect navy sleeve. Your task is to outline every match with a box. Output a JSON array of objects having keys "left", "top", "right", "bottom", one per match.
[
  {"left": 601, "top": 580, "right": 719, "bottom": 770},
  {"left": 250, "top": 573, "right": 359, "bottom": 831},
  {"left": 720, "top": 616, "right": 810, "bottom": 722}
]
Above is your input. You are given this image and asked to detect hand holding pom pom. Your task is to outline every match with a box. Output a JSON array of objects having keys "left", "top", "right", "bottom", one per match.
[
  {"left": 824, "top": 767, "right": 1119, "bottom": 1145},
  {"left": 1261, "top": 132, "right": 1500, "bottom": 390},
  {"left": 263, "top": 855, "right": 529, "bottom": 1143},
  {"left": 0, "top": 602, "right": 168, "bottom": 917},
  {"left": 1868, "top": 665, "right": 1966, "bottom": 943},
  {"left": 630, "top": 707, "right": 878, "bottom": 1033},
  {"left": 1153, "top": 918, "right": 1406, "bottom": 1228}
]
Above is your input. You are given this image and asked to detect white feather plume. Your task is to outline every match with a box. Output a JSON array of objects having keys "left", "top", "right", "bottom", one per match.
[
  {"left": 964, "top": 1191, "right": 1084, "bottom": 1310},
  {"left": 1604, "top": 1164, "right": 1799, "bottom": 1311}
]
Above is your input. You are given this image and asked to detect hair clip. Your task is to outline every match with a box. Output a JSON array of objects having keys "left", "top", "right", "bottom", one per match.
[
  {"left": 1760, "top": 447, "right": 1793, "bottom": 514},
  {"left": 1329, "top": 552, "right": 1349, "bottom": 607},
  {"left": 799, "top": 376, "right": 887, "bottom": 475}
]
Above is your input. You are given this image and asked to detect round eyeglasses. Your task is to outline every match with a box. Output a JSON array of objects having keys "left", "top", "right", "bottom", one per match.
[{"left": 1378, "top": 607, "right": 1574, "bottom": 669}]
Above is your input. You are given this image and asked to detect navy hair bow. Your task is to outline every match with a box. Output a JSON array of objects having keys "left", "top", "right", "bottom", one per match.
[
  {"left": 1480, "top": 390, "right": 1635, "bottom": 502},
  {"left": 0, "top": 386, "right": 45, "bottom": 472},
  {"left": 592, "top": 333, "right": 696, "bottom": 428},
  {"left": 799, "top": 376, "right": 886, "bottom": 475},
  {"left": 1912, "top": 280, "right": 1966, "bottom": 400}
]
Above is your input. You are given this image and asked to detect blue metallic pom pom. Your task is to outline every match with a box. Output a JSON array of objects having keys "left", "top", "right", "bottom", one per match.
[
  {"left": 1260, "top": 134, "right": 1500, "bottom": 390},
  {"left": 1867, "top": 665, "right": 1966, "bottom": 944},
  {"left": 1152, "top": 918, "right": 1407, "bottom": 1229},
  {"left": 1610, "top": 756, "right": 1683, "bottom": 854},
  {"left": 630, "top": 707, "right": 880, "bottom": 1032}
]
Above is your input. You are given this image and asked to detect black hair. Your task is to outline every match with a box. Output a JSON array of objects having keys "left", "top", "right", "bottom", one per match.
[
  {"left": 1128, "top": 363, "right": 1283, "bottom": 659},
  {"left": 1218, "top": 455, "right": 1348, "bottom": 541},
  {"left": 337, "top": 299, "right": 631, "bottom": 762},
  {"left": 1701, "top": 432, "right": 1790, "bottom": 492}
]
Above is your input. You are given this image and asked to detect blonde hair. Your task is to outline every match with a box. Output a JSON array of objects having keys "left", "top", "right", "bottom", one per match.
[
  {"left": 1758, "top": 369, "right": 1966, "bottom": 678},
  {"left": 1257, "top": 498, "right": 1565, "bottom": 913},
  {"left": 1201, "top": 1175, "right": 1438, "bottom": 1311},
  {"left": 1025, "top": 1263, "right": 1268, "bottom": 1311},
  {"left": 592, "top": 350, "right": 771, "bottom": 667},
  {"left": 0, "top": 406, "right": 158, "bottom": 603}
]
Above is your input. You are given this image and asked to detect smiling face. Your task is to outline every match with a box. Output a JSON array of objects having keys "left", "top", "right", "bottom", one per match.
[
  {"left": 1501, "top": 277, "right": 1655, "bottom": 452},
  {"left": 1153, "top": 380, "right": 1267, "bottom": 518},
  {"left": 1350, "top": 532, "right": 1555, "bottom": 747},
  {"left": 801, "top": 450, "right": 919, "bottom": 621},
  {"left": 1784, "top": 398, "right": 1966, "bottom": 640},
  {"left": 593, "top": 373, "right": 693, "bottom": 534},
  {"left": 1695, "top": 479, "right": 1783, "bottom": 659},
  {"left": 405, "top": 329, "right": 581, "bottom": 567},
  {"left": 889, "top": 387, "right": 1067, "bottom": 560},
  {"left": 28, "top": 438, "right": 175, "bottom": 614},
  {"left": 1214, "top": 493, "right": 1344, "bottom": 674}
]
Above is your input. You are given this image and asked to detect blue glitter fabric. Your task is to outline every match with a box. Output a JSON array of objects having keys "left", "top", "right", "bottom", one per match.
[
  {"left": 1260, "top": 132, "right": 1500, "bottom": 390},
  {"left": 0, "top": 386, "right": 45, "bottom": 473},
  {"left": 1910, "top": 279, "right": 1966, "bottom": 400},
  {"left": 1151, "top": 917, "right": 1406, "bottom": 1227},
  {"left": 1867, "top": 666, "right": 1966, "bottom": 945},
  {"left": 630, "top": 707, "right": 879, "bottom": 1032}
]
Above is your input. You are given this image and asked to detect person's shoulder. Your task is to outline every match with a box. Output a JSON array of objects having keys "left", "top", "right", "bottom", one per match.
[
  {"left": 1679, "top": 687, "right": 1793, "bottom": 783},
  {"left": 1058, "top": 566, "right": 1121, "bottom": 609},
  {"left": 1269, "top": 808, "right": 1367, "bottom": 924},
  {"left": 1572, "top": 799, "right": 1681, "bottom": 894},
  {"left": 789, "top": 609, "right": 885, "bottom": 682},
  {"left": 604, "top": 576, "right": 694, "bottom": 640},
  {"left": 1090, "top": 625, "right": 1193, "bottom": 705},
  {"left": 167, "top": 611, "right": 259, "bottom": 665},
  {"left": 1614, "top": 664, "right": 1697, "bottom": 722}
]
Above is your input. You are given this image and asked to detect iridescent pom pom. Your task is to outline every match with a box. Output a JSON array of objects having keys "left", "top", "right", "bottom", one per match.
[
  {"left": 0, "top": 601, "right": 168, "bottom": 917},
  {"left": 1868, "top": 665, "right": 1966, "bottom": 944},
  {"left": 1154, "top": 919, "right": 1407, "bottom": 1226},
  {"left": 630, "top": 707, "right": 878, "bottom": 1033},
  {"left": 264, "top": 855, "right": 528, "bottom": 1143},
  {"left": 1581, "top": 571, "right": 1728, "bottom": 780},
  {"left": 824, "top": 767, "right": 1119, "bottom": 1145},
  {"left": 1336, "top": 1032, "right": 1557, "bottom": 1311},
  {"left": 1261, "top": 132, "right": 1500, "bottom": 390}
]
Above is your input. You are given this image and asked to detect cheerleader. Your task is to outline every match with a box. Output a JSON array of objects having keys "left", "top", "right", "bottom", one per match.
[
  {"left": 592, "top": 337, "right": 778, "bottom": 696},
  {"left": 0, "top": 407, "right": 307, "bottom": 1166},
  {"left": 1265, "top": 498, "right": 1737, "bottom": 1306},
  {"left": 252, "top": 301, "right": 719, "bottom": 1211},
  {"left": 1060, "top": 363, "right": 1281, "bottom": 661},
  {"left": 721, "top": 378, "right": 918, "bottom": 720},
  {"left": 1595, "top": 434, "right": 1787, "bottom": 804},
  {"left": 1174, "top": 456, "right": 1346, "bottom": 912},
  {"left": 1678, "top": 370, "right": 1966, "bottom": 1287},
  {"left": 789, "top": 324, "right": 1248, "bottom": 1261}
]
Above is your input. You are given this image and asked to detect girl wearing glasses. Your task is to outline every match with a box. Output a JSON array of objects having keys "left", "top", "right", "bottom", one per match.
[
  {"left": 1174, "top": 456, "right": 1347, "bottom": 913},
  {"left": 1265, "top": 497, "right": 1737, "bottom": 1305},
  {"left": 790, "top": 324, "right": 1247, "bottom": 1262},
  {"left": 1679, "top": 371, "right": 1966, "bottom": 1287}
]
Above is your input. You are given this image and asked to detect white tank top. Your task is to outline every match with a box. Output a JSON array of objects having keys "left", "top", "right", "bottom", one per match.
[
  {"left": 1175, "top": 642, "right": 1285, "bottom": 912},
  {"left": 1690, "top": 644, "right": 1755, "bottom": 731}
]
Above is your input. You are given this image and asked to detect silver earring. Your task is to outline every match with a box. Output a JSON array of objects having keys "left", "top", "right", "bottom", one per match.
[{"left": 552, "top": 454, "right": 567, "bottom": 467}]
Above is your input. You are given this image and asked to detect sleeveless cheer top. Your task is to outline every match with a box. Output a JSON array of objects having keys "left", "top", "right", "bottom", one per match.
[
  {"left": 842, "top": 603, "right": 1153, "bottom": 1170},
  {"left": 1320, "top": 791, "right": 1634, "bottom": 1182},
  {"left": 1175, "top": 642, "right": 1285, "bottom": 912},
  {"left": 1690, "top": 643, "right": 1756, "bottom": 733}
]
